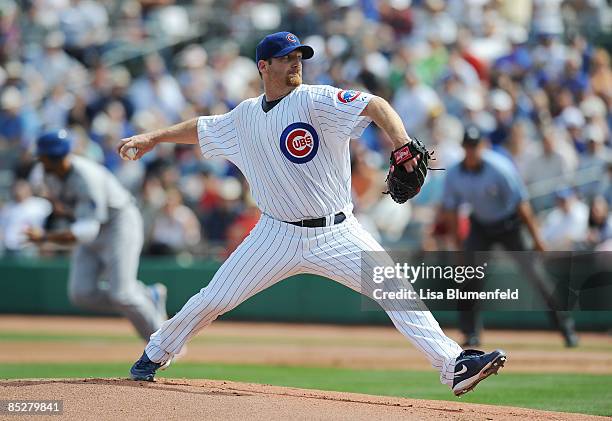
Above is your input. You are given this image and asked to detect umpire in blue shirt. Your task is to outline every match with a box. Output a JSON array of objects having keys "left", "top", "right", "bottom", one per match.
[{"left": 442, "top": 126, "right": 578, "bottom": 347}]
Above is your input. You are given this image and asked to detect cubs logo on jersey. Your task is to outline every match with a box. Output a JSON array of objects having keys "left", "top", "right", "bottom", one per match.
[
  {"left": 279, "top": 122, "right": 319, "bottom": 164},
  {"left": 337, "top": 90, "right": 361, "bottom": 103},
  {"left": 286, "top": 33, "right": 298, "bottom": 43}
]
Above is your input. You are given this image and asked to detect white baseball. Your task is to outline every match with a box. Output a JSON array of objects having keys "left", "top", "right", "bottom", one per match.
[{"left": 125, "top": 147, "right": 137, "bottom": 160}]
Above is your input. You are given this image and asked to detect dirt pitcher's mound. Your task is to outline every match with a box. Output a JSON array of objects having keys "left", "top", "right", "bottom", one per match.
[{"left": 1, "top": 378, "right": 606, "bottom": 421}]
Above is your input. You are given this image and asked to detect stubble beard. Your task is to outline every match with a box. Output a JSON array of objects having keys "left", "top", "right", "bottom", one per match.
[{"left": 287, "top": 73, "right": 302, "bottom": 87}]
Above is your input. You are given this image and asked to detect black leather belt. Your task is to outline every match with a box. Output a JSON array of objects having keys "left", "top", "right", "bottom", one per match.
[{"left": 285, "top": 212, "right": 346, "bottom": 228}]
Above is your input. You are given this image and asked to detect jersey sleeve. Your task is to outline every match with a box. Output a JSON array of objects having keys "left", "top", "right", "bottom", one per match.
[
  {"left": 74, "top": 175, "right": 109, "bottom": 224},
  {"left": 490, "top": 151, "right": 528, "bottom": 205},
  {"left": 499, "top": 162, "right": 529, "bottom": 205},
  {"left": 441, "top": 167, "right": 462, "bottom": 211},
  {"left": 310, "top": 85, "right": 373, "bottom": 141},
  {"left": 197, "top": 109, "right": 240, "bottom": 160}
]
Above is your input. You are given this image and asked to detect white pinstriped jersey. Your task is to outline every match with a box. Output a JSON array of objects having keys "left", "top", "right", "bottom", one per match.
[
  {"left": 197, "top": 84, "right": 372, "bottom": 221},
  {"left": 149, "top": 87, "right": 465, "bottom": 383}
]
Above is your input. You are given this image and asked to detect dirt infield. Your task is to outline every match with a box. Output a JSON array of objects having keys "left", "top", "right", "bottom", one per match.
[
  {"left": 0, "top": 316, "right": 610, "bottom": 374},
  {"left": 1, "top": 378, "right": 607, "bottom": 421},
  {"left": 1, "top": 316, "right": 610, "bottom": 420}
]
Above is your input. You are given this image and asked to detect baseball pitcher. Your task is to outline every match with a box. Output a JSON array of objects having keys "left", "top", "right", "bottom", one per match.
[{"left": 120, "top": 32, "right": 506, "bottom": 396}]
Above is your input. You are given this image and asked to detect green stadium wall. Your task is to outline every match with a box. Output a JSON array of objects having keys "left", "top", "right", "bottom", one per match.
[{"left": 0, "top": 257, "right": 610, "bottom": 331}]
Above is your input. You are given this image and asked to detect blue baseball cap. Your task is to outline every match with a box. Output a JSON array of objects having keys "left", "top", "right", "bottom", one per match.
[
  {"left": 554, "top": 187, "right": 574, "bottom": 200},
  {"left": 255, "top": 31, "right": 314, "bottom": 63},
  {"left": 36, "top": 129, "right": 73, "bottom": 158}
]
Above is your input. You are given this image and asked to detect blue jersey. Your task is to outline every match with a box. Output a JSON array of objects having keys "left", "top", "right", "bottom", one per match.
[{"left": 442, "top": 150, "right": 528, "bottom": 223}]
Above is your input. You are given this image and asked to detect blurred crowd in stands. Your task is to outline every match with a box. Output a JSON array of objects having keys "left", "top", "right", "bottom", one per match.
[{"left": 1, "top": 0, "right": 612, "bottom": 258}]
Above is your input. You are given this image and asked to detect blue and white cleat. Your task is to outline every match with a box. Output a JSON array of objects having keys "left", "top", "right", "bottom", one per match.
[
  {"left": 129, "top": 351, "right": 172, "bottom": 382},
  {"left": 452, "top": 349, "right": 506, "bottom": 396}
]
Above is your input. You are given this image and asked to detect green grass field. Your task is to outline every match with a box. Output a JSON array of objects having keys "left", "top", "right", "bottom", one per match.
[
  {"left": 2, "top": 320, "right": 611, "bottom": 417},
  {"left": 1, "top": 362, "right": 610, "bottom": 416}
]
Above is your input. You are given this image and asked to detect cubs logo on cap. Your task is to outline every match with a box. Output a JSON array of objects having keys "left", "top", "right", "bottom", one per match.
[
  {"left": 279, "top": 122, "right": 319, "bottom": 164},
  {"left": 337, "top": 90, "right": 361, "bottom": 103},
  {"left": 286, "top": 33, "right": 298, "bottom": 43}
]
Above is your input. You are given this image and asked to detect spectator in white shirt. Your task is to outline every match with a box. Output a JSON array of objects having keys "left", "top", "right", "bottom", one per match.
[
  {"left": 523, "top": 126, "right": 574, "bottom": 186},
  {"left": 0, "top": 180, "right": 52, "bottom": 256},
  {"left": 149, "top": 188, "right": 201, "bottom": 255},
  {"left": 541, "top": 188, "right": 589, "bottom": 250}
]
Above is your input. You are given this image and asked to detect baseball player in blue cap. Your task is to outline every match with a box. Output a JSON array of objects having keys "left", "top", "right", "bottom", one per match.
[
  {"left": 122, "top": 32, "right": 506, "bottom": 396},
  {"left": 26, "top": 129, "right": 168, "bottom": 340}
]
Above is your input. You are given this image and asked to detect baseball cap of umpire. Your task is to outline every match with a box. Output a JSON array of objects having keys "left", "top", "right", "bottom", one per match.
[
  {"left": 256, "top": 32, "right": 314, "bottom": 63},
  {"left": 36, "top": 129, "right": 73, "bottom": 158}
]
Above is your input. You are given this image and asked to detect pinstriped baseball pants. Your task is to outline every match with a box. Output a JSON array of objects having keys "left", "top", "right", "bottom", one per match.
[{"left": 145, "top": 214, "right": 463, "bottom": 386}]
